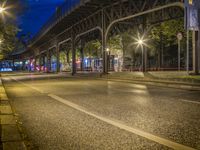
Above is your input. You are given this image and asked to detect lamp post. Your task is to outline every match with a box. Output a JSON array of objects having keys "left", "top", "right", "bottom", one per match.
[
  {"left": 136, "top": 38, "right": 146, "bottom": 72},
  {"left": 177, "top": 32, "right": 183, "bottom": 71},
  {"left": 106, "top": 48, "right": 110, "bottom": 72}
]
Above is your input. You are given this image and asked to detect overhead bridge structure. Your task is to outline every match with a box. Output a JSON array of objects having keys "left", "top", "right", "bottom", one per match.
[{"left": 21, "top": 0, "right": 187, "bottom": 74}]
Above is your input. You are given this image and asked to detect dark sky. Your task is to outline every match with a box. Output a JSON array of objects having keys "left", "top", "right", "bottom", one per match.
[{"left": 17, "top": 0, "right": 65, "bottom": 37}]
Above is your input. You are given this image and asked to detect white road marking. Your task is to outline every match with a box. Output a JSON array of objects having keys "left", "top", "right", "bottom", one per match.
[
  {"left": 10, "top": 77, "right": 47, "bottom": 94},
  {"left": 9, "top": 76, "right": 197, "bottom": 150},
  {"left": 181, "top": 99, "right": 200, "bottom": 105},
  {"left": 48, "top": 94, "right": 196, "bottom": 150}
]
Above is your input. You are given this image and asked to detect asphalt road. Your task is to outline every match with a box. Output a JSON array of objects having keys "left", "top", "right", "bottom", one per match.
[{"left": 2, "top": 73, "right": 200, "bottom": 150}]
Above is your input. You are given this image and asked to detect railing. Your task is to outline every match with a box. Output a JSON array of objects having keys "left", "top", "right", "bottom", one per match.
[{"left": 30, "top": 0, "right": 81, "bottom": 45}]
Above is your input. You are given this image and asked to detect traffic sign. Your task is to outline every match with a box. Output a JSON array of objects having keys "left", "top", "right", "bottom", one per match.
[{"left": 177, "top": 33, "right": 183, "bottom": 41}]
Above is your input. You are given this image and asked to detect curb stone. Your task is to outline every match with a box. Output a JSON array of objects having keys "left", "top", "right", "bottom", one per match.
[
  {"left": 60, "top": 73, "right": 200, "bottom": 91},
  {"left": 0, "top": 77, "right": 35, "bottom": 150},
  {"left": 100, "top": 77, "right": 200, "bottom": 91}
]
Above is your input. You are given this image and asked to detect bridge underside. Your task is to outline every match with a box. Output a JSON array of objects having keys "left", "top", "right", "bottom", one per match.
[{"left": 15, "top": 0, "right": 199, "bottom": 74}]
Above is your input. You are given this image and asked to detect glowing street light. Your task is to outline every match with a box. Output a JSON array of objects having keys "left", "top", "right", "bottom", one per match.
[
  {"left": 134, "top": 35, "right": 148, "bottom": 72},
  {"left": 106, "top": 48, "right": 111, "bottom": 71},
  {"left": 138, "top": 39, "right": 144, "bottom": 45},
  {"left": 0, "top": 2, "right": 12, "bottom": 20},
  {"left": 135, "top": 36, "right": 146, "bottom": 47},
  {"left": 0, "top": 6, "right": 5, "bottom": 14}
]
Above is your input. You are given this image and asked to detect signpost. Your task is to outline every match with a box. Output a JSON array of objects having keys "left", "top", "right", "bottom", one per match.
[
  {"left": 186, "top": 30, "right": 189, "bottom": 74},
  {"left": 177, "top": 33, "right": 183, "bottom": 71}
]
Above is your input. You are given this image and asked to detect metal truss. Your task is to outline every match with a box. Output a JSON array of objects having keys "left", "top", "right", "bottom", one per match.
[{"left": 23, "top": 0, "right": 184, "bottom": 74}]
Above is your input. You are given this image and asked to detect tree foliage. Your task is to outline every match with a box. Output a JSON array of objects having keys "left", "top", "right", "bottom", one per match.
[
  {"left": 0, "top": 21, "right": 18, "bottom": 59},
  {"left": 82, "top": 18, "right": 185, "bottom": 69},
  {"left": 83, "top": 40, "right": 101, "bottom": 58},
  {"left": 0, "top": 0, "right": 23, "bottom": 59},
  {"left": 149, "top": 18, "right": 185, "bottom": 47}
]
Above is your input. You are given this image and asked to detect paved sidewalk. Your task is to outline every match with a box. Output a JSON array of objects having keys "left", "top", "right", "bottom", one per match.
[
  {"left": 56, "top": 71, "right": 200, "bottom": 91},
  {"left": 101, "top": 72, "right": 200, "bottom": 91},
  {"left": 0, "top": 78, "right": 28, "bottom": 150}
]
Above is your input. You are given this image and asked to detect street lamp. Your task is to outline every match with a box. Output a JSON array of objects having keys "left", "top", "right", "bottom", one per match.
[
  {"left": 106, "top": 48, "right": 110, "bottom": 71},
  {"left": 135, "top": 36, "right": 147, "bottom": 72},
  {"left": 0, "top": 3, "right": 10, "bottom": 19},
  {"left": 106, "top": 48, "right": 110, "bottom": 52}
]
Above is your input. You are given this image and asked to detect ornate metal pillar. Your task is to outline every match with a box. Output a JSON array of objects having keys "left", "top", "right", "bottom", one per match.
[
  {"left": 33, "top": 53, "right": 36, "bottom": 72},
  {"left": 33, "top": 58, "right": 36, "bottom": 72},
  {"left": 193, "top": 31, "right": 200, "bottom": 74},
  {"left": 47, "top": 50, "right": 51, "bottom": 72},
  {"left": 12, "top": 59, "right": 15, "bottom": 71},
  {"left": 56, "top": 44, "right": 60, "bottom": 73},
  {"left": 39, "top": 54, "right": 41, "bottom": 72},
  {"left": 198, "top": 31, "right": 200, "bottom": 74},
  {"left": 102, "top": 9, "right": 108, "bottom": 74},
  {"left": 80, "top": 40, "right": 84, "bottom": 71},
  {"left": 72, "top": 34, "right": 76, "bottom": 75}
]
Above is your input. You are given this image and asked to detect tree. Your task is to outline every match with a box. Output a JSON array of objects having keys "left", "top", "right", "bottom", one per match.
[
  {"left": 83, "top": 40, "right": 101, "bottom": 58},
  {"left": 0, "top": 0, "right": 24, "bottom": 59},
  {"left": 148, "top": 18, "right": 185, "bottom": 68},
  {"left": 0, "top": 21, "right": 18, "bottom": 59},
  {"left": 149, "top": 18, "right": 185, "bottom": 47}
]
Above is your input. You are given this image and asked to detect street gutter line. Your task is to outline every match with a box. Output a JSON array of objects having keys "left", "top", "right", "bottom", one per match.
[{"left": 9, "top": 77, "right": 197, "bottom": 150}]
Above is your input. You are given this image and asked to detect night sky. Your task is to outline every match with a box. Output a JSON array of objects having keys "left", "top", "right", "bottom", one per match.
[{"left": 18, "top": 0, "right": 65, "bottom": 37}]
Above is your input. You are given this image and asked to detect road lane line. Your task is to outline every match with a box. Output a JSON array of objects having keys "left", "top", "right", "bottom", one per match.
[
  {"left": 48, "top": 94, "right": 195, "bottom": 150},
  {"left": 181, "top": 99, "right": 200, "bottom": 105},
  {"left": 9, "top": 77, "right": 47, "bottom": 94},
  {"left": 9, "top": 76, "right": 200, "bottom": 106}
]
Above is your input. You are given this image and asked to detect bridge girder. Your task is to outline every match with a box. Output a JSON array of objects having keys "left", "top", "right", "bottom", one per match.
[{"left": 27, "top": 0, "right": 184, "bottom": 74}]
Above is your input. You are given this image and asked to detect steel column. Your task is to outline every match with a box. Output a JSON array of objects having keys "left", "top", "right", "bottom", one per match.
[
  {"left": 80, "top": 40, "right": 84, "bottom": 71},
  {"left": 102, "top": 9, "right": 108, "bottom": 74},
  {"left": 47, "top": 50, "right": 51, "bottom": 72},
  {"left": 72, "top": 35, "right": 76, "bottom": 75},
  {"left": 33, "top": 57, "right": 36, "bottom": 72},
  {"left": 193, "top": 31, "right": 200, "bottom": 75},
  {"left": 56, "top": 44, "right": 60, "bottom": 73},
  {"left": 39, "top": 54, "right": 41, "bottom": 72},
  {"left": 186, "top": 30, "right": 189, "bottom": 73}
]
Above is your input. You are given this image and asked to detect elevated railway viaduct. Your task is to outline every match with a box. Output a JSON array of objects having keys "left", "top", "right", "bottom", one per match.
[{"left": 19, "top": 0, "right": 192, "bottom": 74}]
